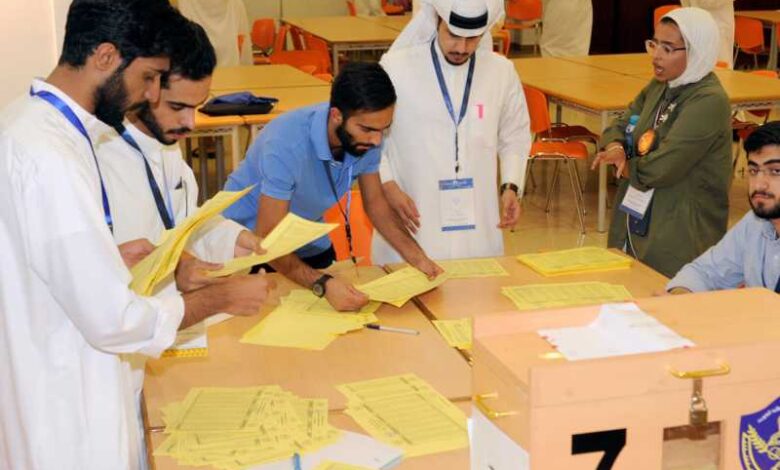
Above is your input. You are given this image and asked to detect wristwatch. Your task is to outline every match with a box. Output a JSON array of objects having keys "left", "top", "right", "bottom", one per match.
[
  {"left": 312, "top": 274, "right": 333, "bottom": 298},
  {"left": 500, "top": 182, "right": 519, "bottom": 195}
]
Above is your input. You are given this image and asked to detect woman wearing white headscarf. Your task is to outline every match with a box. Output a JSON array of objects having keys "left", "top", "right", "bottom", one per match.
[
  {"left": 592, "top": 7, "right": 731, "bottom": 277},
  {"left": 178, "top": 0, "right": 252, "bottom": 67},
  {"left": 681, "top": 0, "right": 735, "bottom": 68}
]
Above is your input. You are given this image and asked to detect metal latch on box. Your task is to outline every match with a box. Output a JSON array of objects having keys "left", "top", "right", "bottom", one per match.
[{"left": 668, "top": 363, "right": 730, "bottom": 440}]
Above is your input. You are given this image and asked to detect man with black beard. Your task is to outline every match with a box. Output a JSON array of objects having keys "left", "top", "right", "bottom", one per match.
[
  {"left": 667, "top": 121, "right": 780, "bottom": 294},
  {"left": 224, "top": 62, "right": 442, "bottom": 311}
]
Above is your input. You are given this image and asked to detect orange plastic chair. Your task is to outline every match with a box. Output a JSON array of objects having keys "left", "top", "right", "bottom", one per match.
[
  {"left": 303, "top": 32, "right": 333, "bottom": 74},
  {"left": 382, "top": 0, "right": 405, "bottom": 15},
  {"left": 251, "top": 19, "right": 276, "bottom": 55},
  {"left": 504, "top": 0, "right": 542, "bottom": 55},
  {"left": 653, "top": 5, "right": 680, "bottom": 26},
  {"left": 734, "top": 17, "right": 766, "bottom": 69},
  {"left": 494, "top": 29, "right": 511, "bottom": 56},
  {"left": 323, "top": 190, "right": 374, "bottom": 266},
  {"left": 524, "top": 85, "right": 590, "bottom": 233},
  {"left": 269, "top": 50, "right": 331, "bottom": 75},
  {"left": 346, "top": 0, "right": 357, "bottom": 16},
  {"left": 273, "top": 24, "right": 290, "bottom": 53},
  {"left": 731, "top": 69, "right": 778, "bottom": 170},
  {"left": 290, "top": 26, "right": 306, "bottom": 51}
]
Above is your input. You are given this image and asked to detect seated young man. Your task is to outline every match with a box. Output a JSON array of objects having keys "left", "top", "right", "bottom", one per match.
[
  {"left": 667, "top": 121, "right": 780, "bottom": 294},
  {"left": 224, "top": 62, "right": 441, "bottom": 311}
]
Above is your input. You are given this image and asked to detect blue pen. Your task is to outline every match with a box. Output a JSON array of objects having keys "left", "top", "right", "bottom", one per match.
[{"left": 292, "top": 452, "right": 301, "bottom": 470}]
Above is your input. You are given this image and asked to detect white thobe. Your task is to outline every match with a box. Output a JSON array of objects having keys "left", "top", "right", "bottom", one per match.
[
  {"left": 372, "top": 41, "right": 531, "bottom": 264},
  {"left": 540, "top": 0, "right": 593, "bottom": 57},
  {"left": 96, "top": 121, "right": 246, "bottom": 468},
  {"left": 178, "top": 0, "right": 253, "bottom": 67},
  {"left": 355, "top": 0, "right": 387, "bottom": 16},
  {"left": 0, "top": 79, "right": 184, "bottom": 470},
  {"left": 681, "top": 0, "right": 735, "bottom": 68}
]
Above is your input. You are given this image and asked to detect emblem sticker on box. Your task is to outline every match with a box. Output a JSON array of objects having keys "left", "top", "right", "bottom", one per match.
[{"left": 740, "top": 397, "right": 780, "bottom": 469}]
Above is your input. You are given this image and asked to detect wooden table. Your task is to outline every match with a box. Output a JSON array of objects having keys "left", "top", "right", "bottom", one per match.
[
  {"left": 147, "top": 401, "right": 471, "bottom": 470},
  {"left": 142, "top": 267, "right": 472, "bottom": 430},
  {"left": 736, "top": 10, "right": 780, "bottom": 70},
  {"left": 389, "top": 253, "right": 669, "bottom": 322},
  {"left": 356, "top": 14, "right": 411, "bottom": 32},
  {"left": 210, "top": 64, "right": 327, "bottom": 92},
  {"left": 562, "top": 52, "right": 652, "bottom": 77},
  {"left": 242, "top": 85, "right": 332, "bottom": 138}
]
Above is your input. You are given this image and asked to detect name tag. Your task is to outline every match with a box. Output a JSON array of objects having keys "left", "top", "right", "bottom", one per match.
[
  {"left": 439, "top": 178, "right": 476, "bottom": 232},
  {"left": 619, "top": 185, "right": 655, "bottom": 219}
]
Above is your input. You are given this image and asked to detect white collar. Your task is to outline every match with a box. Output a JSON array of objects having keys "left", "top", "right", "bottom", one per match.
[{"left": 30, "top": 78, "right": 115, "bottom": 141}]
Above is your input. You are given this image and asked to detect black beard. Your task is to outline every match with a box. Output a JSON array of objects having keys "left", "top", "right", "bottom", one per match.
[
  {"left": 335, "top": 122, "right": 373, "bottom": 157},
  {"left": 135, "top": 102, "right": 174, "bottom": 145},
  {"left": 94, "top": 67, "right": 130, "bottom": 128},
  {"left": 750, "top": 192, "right": 780, "bottom": 219}
]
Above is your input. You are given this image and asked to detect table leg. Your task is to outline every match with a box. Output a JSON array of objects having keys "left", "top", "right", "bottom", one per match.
[
  {"left": 332, "top": 44, "right": 340, "bottom": 75},
  {"left": 215, "top": 136, "right": 226, "bottom": 195},
  {"left": 230, "top": 126, "right": 241, "bottom": 175},
  {"left": 555, "top": 104, "right": 562, "bottom": 125},
  {"left": 598, "top": 112, "right": 609, "bottom": 232},
  {"left": 197, "top": 137, "right": 208, "bottom": 204},
  {"left": 769, "top": 23, "right": 778, "bottom": 71}
]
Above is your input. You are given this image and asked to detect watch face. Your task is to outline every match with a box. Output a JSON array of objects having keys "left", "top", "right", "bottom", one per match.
[{"left": 313, "top": 282, "right": 325, "bottom": 297}]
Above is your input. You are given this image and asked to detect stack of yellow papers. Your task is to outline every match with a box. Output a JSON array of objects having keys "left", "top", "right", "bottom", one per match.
[
  {"left": 356, "top": 267, "right": 450, "bottom": 307},
  {"left": 240, "top": 290, "right": 380, "bottom": 350},
  {"left": 501, "top": 282, "right": 633, "bottom": 311},
  {"left": 432, "top": 318, "right": 473, "bottom": 350},
  {"left": 337, "top": 374, "right": 468, "bottom": 457},
  {"left": 130, "top": 186, "right": 254, "bottom": 295},
  {"left": 437, "top": 258, "right": 509, "bottom": 279},
  {"left": 209, "top": 213, "right": 339, "bottom": 278},
  {"left": 516, "top": 247, "right": 632, "bottom": 277},
  {"left": 155, "top": 386, "right": 341, "bottom": 470}
]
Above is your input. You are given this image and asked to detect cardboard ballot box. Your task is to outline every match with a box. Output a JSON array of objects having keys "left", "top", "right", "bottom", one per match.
[{"left": 470, "top": 288, "right": 780, "bottom": 470}]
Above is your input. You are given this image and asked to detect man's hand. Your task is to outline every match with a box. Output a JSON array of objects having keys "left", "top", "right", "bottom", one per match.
[
  {"left": 410, "top": 256, "right": 444, "bottom": 280},
  {"left": 218, "top": 274, "right": 276, "bottom": 316},
  {"left": 591, "top": 143, "right": 628, "bottom": 179},
  {"left": 234, "top": 230, "right": 265, "bottom": 258},
  {"left": 497, "top": 189, "right": 521, "bottom": 229},
  {"left": 118, "top": 239, "right": 155, "bottom": 269},
  {"left": 324, "top": 277, "right": 370, "bottom": 311},
  {"left": 383, "top": 181, "right": 420, "bottom": 234},
  {"left": 175, "top": 253, "right": 222, "bottom": 292}
]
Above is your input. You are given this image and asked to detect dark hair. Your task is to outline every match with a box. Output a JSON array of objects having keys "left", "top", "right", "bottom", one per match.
[
  {"left": 745, "top": 121, "right": 780, "bottom": 155},
  {"left": 330, "top": 62, "right": 396, "bottom": 118},
  {"left": 659, "top": 16, "right": 678, "bottom": 27},
  {"left": 167, "top": 20, "right": 217, "bottom": 83},
  {"left": 59, "top": 0, "right": 180, "bottom": 68}
]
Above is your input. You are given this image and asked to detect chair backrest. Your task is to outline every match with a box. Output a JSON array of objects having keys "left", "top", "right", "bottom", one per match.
[
  {"left": 522, "top": 85, "right": 551, "bottom": 135},
  {"left": 323, "top": 190, "right": 374, "bottom": 266},
  {"left": 251, "top": 18, "right": 276, "bottom": 50},
  {"left": 303, "top": 33, "right": 332, "bottom": 73},
  {"left": 506, "top": 0, "right": 542, "bottom": 22},
  {"left": 274, "top": 24, "right": 290, "bottom": 53},
  {"left": 346, "top": 0, "right": 357, "bottom": 16},
  {"left": 735, "top": 17, "right": 765, "bottom": 51},
  {"left": 382, "top": 0, "right": 405, "bottom": 15},
  {"left": 653, "top": 5, "right": 680, "bottom": 26},
  {"left": 290, "top": 26, "right": 305, "bottom": 50},
  {"left": 269, "top": 50, "right": 330, "bottom": 75}
]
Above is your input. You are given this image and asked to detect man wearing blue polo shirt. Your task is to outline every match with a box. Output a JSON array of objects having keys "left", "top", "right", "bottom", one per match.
[{"left": 225, "top": 62, "right": 441, "bottom": 311}]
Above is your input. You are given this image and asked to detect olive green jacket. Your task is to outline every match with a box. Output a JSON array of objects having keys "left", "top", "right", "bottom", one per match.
[{"left": 600, "top": 73, "right": 732, "bottom": 278}]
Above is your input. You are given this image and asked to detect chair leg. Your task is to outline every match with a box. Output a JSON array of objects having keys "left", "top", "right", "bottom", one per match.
[
  {"left": 572, "top": 161, "right": 586, "bottom": 215},
  {"left": 566, "top": 160, "right": 586, "bottom": 234},
  {"left": 526, "top": 159, "right": 537, "bottom": 193},
  {"left": 544, "top": 160, "right": 561, "bottom": 213},
  {"left": 753, "top": 54, "right": 758, "bottom": 69}
]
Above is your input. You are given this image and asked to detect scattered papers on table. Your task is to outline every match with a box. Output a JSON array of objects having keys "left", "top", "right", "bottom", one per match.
[
  {"left": 516, "top": 246, "right": 632, "bottom": 277},
  {"left": 209, "top": 214, "right": 338, "bottom": 277},
  {"left": 501, "top": 282, "right": 633, "bottom": 311},
  {"left": 538, "top": 303, "right": 695, "bottom": 361},
  {"left": 356, "top": 267, "right": 450, "bottom": 307},
  {"left": 432, "top": 318, "right": 473, "bottom": 350},
  {"left": 155, "top": 386, "right": 341, "bottom": 470},
  {"left": 436, "top": 258, "right": 509, "bottom": 279},
  {"left": 131, "top": 186, "right": 254, "bottom": 295},
  {"left": 240, "top": 290, "right": 380, "bottom": 350},
  {"left": 337, "top": 374, "right": 468, "bottom": 457}
]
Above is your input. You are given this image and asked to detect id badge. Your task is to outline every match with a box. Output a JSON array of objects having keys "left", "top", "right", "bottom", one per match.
[
  {"left": 439, "top": 178, "right": 476, "bottom": 232},
  {"left": 618, "top": 185, "right": 655, "bottom": 219}
]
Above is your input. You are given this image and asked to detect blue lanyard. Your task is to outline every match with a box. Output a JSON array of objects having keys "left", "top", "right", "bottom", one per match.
[
  {"left": 430, "top": 39, "right": 476, "bottom": 177},
  {"left": 30, "top": 88, "right": 113, "bottom": 231},
  {"left": 118, "top": 128, "right": 176, "bottom": 230},
  {"left": 323, "top": 160, "right": 355, "bottom": 264}
]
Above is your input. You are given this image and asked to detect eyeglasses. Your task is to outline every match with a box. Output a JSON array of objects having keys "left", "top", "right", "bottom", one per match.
[
  {"left": 645, "top": 39, "right": 686, "bottom": 56},
  {"left": 748, "top": 167, "right": 780, "bottom": 178}
]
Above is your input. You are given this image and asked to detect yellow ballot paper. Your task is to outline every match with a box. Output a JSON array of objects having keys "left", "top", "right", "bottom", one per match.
[
  {"left": 356, "top": 267, "right": 450, "bottom": 307},
  {"left": 130, "top": 186, "right": 254, "bottom": 295},
  {"left": 517, "top": 246, "right": 632, "bottom": 276},
  {"left": 437, "top": 258, "right": 509, "bottom": 279},
  {"left": 337, "top": 374, "right": 468, "bottom": 458},
  {"left": 209, "top": 213, "right": 339, "bottom": 278},
  {"left": 502, "top": 282, "right": 633, "bottom": 311},
  {"left": 432, "top": 318, "right": 472, "bottom": 350}
]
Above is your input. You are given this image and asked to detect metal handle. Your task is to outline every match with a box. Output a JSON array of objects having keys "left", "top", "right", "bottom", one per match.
[
  {"left": 668, "top": 363, "right": 731, "bottom": 380},
  {"left": 474, "top": 392, "right": 517, "bottom": 420}
]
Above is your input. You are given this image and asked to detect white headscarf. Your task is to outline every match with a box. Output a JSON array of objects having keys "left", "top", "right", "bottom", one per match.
[
  {"left": 662, "top": 7, "right": 720, "bottom": 88},
  {"left": 388, "top": 0, "right": 504, "bottom": 54}
]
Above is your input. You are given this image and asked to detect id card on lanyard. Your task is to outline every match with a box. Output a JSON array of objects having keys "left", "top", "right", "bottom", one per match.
[
  {"left": 30, "top": 88, "right": 114, "bottom": 231},
  {"left": 431, "top": 40, "right": 477, "bottom": 233}
]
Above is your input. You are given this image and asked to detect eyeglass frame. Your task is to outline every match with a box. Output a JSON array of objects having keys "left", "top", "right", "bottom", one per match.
[{"left": 645, "top": 39, "right": 686, "bottom": 56}]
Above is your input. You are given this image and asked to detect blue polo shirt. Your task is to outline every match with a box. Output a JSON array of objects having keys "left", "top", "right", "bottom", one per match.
[{"left": 224, "top": 102, "right": 381, "bottom": 258}]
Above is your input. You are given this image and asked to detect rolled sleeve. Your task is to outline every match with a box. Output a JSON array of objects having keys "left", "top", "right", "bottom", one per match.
[
  {"left": 138, "top": 293, "right": 185, "bottom": 357},
  {"left": 259, "top": 150, "right": 296, "bottom": 201}
]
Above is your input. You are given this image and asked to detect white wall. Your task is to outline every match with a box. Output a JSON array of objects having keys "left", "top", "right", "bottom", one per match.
[{"left": 243, "top": 0, "right": 346, "bottom": 22}]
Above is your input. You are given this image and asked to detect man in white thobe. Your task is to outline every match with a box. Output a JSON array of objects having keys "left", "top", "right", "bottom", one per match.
[
  {"left": 681, "top": 0, "right": 735, "bottom": 68},
  {"left": 178, "top": 0, "right": 253, "bottom": 67},
  {"left": 0, "top": 4, "right": 270, "bottom": 469},
  {"left": 372, "top": 0, "right": 531, "bottom": 264},
  {"left": 540, "top": 0, "right": 593, "bottom": 57}
]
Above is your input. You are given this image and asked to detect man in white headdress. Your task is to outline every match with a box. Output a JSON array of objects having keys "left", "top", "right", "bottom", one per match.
[
  {"left": 540, "top": 0, "right": 593, "bottom": 57},
  {"left": 680, "top": 0, "right": 735, "bottom": 68},
  {"left": 373, "top": 0, "right": 531, "bottom": 264},
  {"left": 178, "top": 0, "right": 253, "bottom": 67}
]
